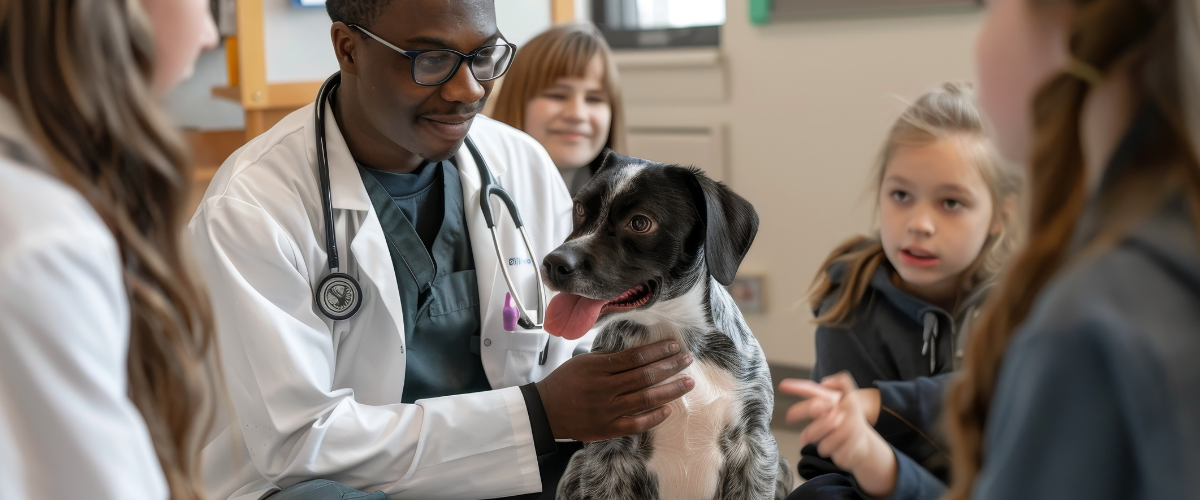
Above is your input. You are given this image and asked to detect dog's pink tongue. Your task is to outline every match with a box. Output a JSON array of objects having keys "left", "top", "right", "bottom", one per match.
[{"left": 545, "top": 293, "right": 607, "bottom": 340}]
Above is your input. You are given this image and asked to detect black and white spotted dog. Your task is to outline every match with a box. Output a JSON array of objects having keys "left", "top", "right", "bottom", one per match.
[{"left": 541, "top": 150, "right": 792, "bottom": 500}]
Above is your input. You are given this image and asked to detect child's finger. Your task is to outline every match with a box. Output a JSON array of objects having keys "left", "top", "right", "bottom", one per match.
[
  {"left": 779, "top": 378, "right": 840, "bottom": 400},
  {"left": 820, "top": 371, "right": 860, "bottom": 395},
  {"left": 785, "top": 397, "right": 833, "bottom": 423},
  {"left": 798, "top": 409, "right": 845, "bottom": 447},
  {"left": 816, "top": 426, "right": 850, "bottom": 460}
]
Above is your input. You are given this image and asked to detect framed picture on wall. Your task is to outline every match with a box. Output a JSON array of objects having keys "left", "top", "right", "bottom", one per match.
[{"left": 749, "top": 0, "right": 980, "bottom": 24}]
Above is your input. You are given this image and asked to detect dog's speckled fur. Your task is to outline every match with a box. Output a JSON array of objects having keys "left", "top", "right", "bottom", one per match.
[{"left": 544, "top": 151, "right": 792, "bottom": 500}]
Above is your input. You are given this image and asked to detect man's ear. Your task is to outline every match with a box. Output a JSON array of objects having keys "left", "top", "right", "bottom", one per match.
[
  {"left": 331, "top": 22, "right": 360, "bottom": 75},
  {"left": 685, "top": 169, "right": 759, "bottom": 286}
]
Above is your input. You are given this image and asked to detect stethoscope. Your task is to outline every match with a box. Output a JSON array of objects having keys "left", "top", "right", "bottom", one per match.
[{"left": 312, "top": 72, "right": 547, "bottom": 332}]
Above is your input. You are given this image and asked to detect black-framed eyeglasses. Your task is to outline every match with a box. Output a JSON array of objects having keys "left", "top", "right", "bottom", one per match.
[{"left": 349, "top": 24, "right": 517, "bottom": 86}]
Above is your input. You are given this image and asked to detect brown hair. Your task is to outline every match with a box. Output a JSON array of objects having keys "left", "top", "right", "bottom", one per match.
[
  {"left": 945, "top": 0, "right": 1200, "bottom": 497},
  {"left": 808, "top": 83, "right": 1024, "bottom": 325},
  {"left": 0, "top": 1, "right": 217, "bottom": 498},
  {"left": 491, "top": 23, "right": 626, "bottom": 154}
]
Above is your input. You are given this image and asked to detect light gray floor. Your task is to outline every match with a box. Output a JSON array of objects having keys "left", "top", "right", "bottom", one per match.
[
  {"left": 770, "top": 363, "right": 811, "bottom": 491},
  {"left": 772, "top": 428, "right": 805, "bottom": 490}
]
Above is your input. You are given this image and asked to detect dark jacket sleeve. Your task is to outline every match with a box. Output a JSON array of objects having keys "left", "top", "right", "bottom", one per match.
[
  {"left": 790, "top": 447, "right": 945, "bottom": 500},
  {"left": 801, "top": 322, "right": 890, "bottom": 481},
  {"left": 969, "top": 322, "right": 1140, "bottom": 500},
  {"left": 519, "top": 383, "right": 557, "bottom": 456},
  {"left": 864, "top": 446, "right": 946, "bottom": 500},
  {"left": 811, "top": 322, "right": 887, "bottom": 388},
  {"left": 799, "top": 375, "right": 953, "bottom": 482},
  {"left": 873, "top": 374, "right": 954, "bottom": 481}
]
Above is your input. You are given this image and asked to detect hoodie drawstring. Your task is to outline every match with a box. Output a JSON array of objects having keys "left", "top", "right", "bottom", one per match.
[{"left": 922, "top": 312, "right": 939, "bottom": 373}]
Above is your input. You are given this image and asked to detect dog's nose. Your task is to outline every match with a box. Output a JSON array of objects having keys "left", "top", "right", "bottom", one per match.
[{"left": 543, "top": 250, "right": 582, "bottom": 284}]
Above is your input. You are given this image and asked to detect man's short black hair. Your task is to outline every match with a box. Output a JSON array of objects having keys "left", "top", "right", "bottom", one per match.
[{"left": 325, "top": 0, "right": 392, "bottom": 27}]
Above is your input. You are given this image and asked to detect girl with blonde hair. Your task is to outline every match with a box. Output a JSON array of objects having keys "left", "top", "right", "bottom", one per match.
[{"left": 781, "top": 82, "right": 1023, "bottom": 500}]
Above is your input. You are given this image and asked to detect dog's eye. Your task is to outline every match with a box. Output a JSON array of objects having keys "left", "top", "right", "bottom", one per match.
[
  {"left": 629, "top": 214, "right": 654, "bottom": 233},
  {"left": 573, "top": 202, "right": 586, "bottom": 219}
]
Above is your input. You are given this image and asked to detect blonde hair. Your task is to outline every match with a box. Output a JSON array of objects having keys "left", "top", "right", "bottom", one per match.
[
  {"left": 808, "top": 82, "right": 1025, "bottom": 325},
  {"left": 0, "top": 1, "right": 217, "bottom": 498},
  {"left": 491, "top": 23, "right": 626, "bottom": 153}
]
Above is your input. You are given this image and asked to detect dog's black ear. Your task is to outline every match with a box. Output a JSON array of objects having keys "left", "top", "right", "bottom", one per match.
[
  {"left": 686, "top": 168, "right": 759, "bottom": 286},
  {"left": 590, "top": 148, "right": 616, "bottom": 176}
]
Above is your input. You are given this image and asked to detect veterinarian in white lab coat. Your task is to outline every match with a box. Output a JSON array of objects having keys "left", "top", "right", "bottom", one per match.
[{"left": 191, "top": 2, "right": 695, "bottom": 499}]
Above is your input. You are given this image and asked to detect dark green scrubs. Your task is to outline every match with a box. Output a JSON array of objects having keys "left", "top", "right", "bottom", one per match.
[
  {"left": 358, "top": 160, "right": 580, "bottom": 500},
  {"left": 358, "top": 161, "right": 491, "bottom": 404}
]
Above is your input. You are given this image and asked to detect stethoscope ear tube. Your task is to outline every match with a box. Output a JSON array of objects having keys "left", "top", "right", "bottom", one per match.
[
  {"left": 316, "top": 72, "right": 342, "bottom": 273},
  {"left": 480, "top": 183, "right": 524, "bottom": 229},
  {"left": 314, "top": 72, "right": 365, "bottom": 322},
  {"left": 467, "top": 136, "right": 524, "bottom": 230},
  {"left": 467, "top": 137, "right": 546, "bottom": 330}
]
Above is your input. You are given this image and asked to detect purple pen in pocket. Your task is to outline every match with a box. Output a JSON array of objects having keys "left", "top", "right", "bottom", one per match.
[{"left": 503, "top": 292, "right": 518, "bottom": 332}]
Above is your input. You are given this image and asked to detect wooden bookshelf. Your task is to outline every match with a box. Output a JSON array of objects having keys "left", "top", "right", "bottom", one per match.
[{"left": 215, "top": 0, "right": 322, "bottom": 141}]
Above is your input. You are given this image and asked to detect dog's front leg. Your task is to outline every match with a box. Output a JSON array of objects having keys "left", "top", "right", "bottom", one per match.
[
  {"left": 713, "top": 420, "right": 785, "bottom": 500},
  {"left": 557, "top": 434, "right": 660, "bottom": 500}
]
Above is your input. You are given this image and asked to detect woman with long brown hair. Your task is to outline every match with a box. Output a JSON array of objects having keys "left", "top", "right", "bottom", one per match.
[
  {"left": 0, "top": 0, "right": 218, "bottom": 498},
  {"left": 783, "top": 0, "right": 1200, "bottom": 497}
]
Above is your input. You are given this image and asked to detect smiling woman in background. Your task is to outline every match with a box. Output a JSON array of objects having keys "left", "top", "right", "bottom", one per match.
[
  {"left": 0, "top": 0, "right": 219, "bottom": 498},
  {"left": 491, "top": 23, "right": 626, "bottom": 195}
]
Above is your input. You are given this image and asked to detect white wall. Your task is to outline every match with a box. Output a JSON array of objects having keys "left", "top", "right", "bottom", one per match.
[
  {"left": 263, "top": 2, "right": 339, "bottom": 82},
  {"left": 497, "top": 0, "right": 554, "bottom": 45},
  {"left": 165, "top": 0, "right": 552, "bottom": 130},
  {"left": 621, "top": 1, "right": 983, "bottom": 368}
]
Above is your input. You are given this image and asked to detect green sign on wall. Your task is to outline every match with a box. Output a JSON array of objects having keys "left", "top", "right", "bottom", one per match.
[
  {"left": 749, "top": 0, "right": 772, "bottom": 25},
  {"left": 750, "top": 0, "right": 977, "bottom": 24}
]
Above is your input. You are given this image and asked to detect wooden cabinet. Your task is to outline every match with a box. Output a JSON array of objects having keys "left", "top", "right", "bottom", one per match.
[{"left": 213, "top": 0, "right": 322, "bottom": 141}]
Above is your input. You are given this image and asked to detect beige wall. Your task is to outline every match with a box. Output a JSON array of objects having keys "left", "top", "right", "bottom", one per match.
[{"left": 621, "top": 2, "right": 983, "bottom": 368}]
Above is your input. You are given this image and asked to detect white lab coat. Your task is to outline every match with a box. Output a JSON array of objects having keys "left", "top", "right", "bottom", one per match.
[
  {"left": 0, "top": 99, "right": 167, "bottom": 498},
  {"left": 191, "top": 102, "right": 581, "bottom": 500}
]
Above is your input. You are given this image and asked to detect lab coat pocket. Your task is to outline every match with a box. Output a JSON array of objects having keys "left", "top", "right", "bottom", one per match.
[{"left": 502, "top": 330, "right": 549, "bottom": 387}]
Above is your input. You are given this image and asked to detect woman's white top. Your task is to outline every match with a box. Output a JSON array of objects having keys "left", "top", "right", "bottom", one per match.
[{"left": 0, "top": 98, "right": 167, "bottom": 499}]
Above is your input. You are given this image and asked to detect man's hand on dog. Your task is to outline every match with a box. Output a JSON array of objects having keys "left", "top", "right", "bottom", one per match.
[
  {"left": 781, "top": 372, "right": 897, "bottom": 498},
  {"left": 536, "top": 340, "right": 694, "bottom": 442}
]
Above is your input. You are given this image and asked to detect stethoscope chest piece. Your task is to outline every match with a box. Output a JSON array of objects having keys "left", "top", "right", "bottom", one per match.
[{"left": 316, "top": 272, "right": 363, "bottom": 321}]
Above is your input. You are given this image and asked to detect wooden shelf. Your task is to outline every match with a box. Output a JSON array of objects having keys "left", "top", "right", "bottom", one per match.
[
  {"left": 211, "top": 85, "right": 241, "bottom": 102},
  {"left": 212, "top": 81, "right": 322, "bottom": 110},
  {"left": 213, "top": 81, "right": 322, "bottom": 140}
]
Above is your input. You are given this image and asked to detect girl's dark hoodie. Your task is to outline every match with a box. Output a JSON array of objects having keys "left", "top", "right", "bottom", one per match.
[{"left": 798, "top": 255, "right": 992, "bottom": 489}]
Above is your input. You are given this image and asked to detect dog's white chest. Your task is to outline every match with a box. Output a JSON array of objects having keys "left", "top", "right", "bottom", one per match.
[{"left": 645, "top": 360, "right": 739, "bottom": 500}]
